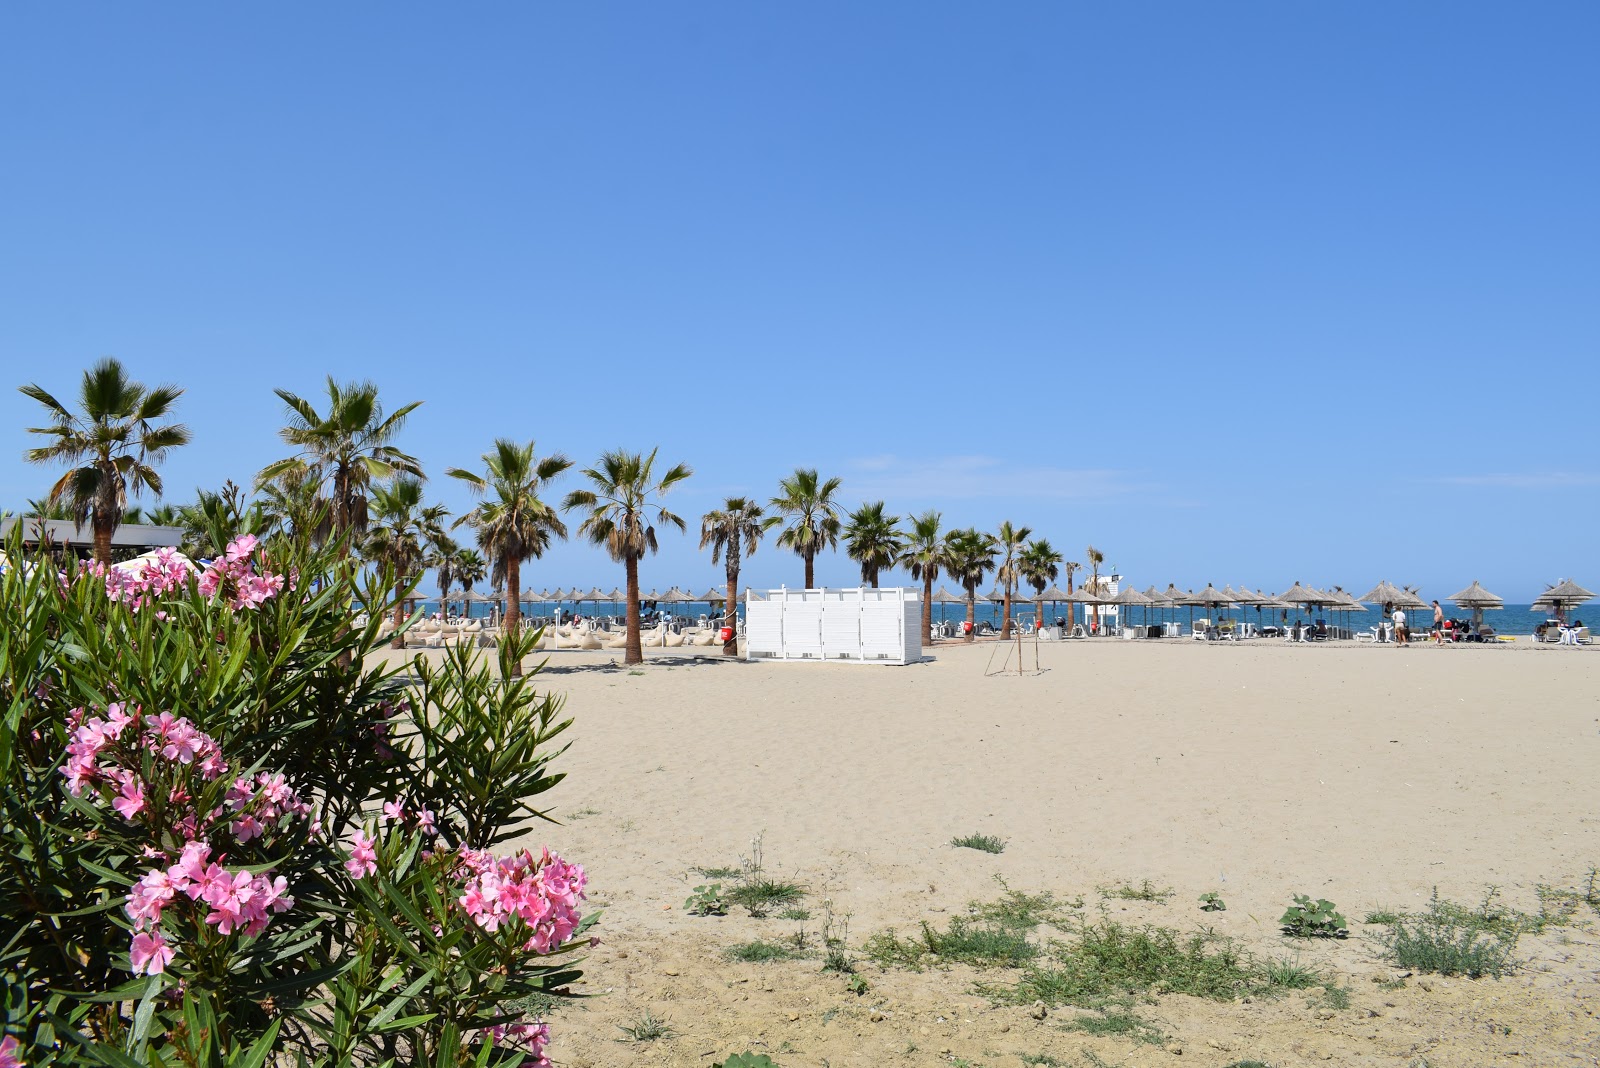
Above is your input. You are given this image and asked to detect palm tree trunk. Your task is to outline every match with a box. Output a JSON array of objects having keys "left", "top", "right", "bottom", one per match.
[
  {"left": 1034, "top": 595, "right": 1045, "bottom": 630},
  {"left": 624, "top": 554, "right": 643, "bottom": 665},
  {"left": 92, "top": 513, "right": 113, "bottom": 565},
  {"left": 869, "top": 568, "right": 879, "bottom": 589},
  {"left": 1002, "top": 587, "right": 1013, "bottom": 638},
  {"left": 922, "top": 573, "right": 933, "bottom": 641},
  {"left": 804, "top": 549, "right": 814, "bottom": 589},
  {"left": 505, "top": 555, "right": 523, "bottom": 678},
  {"left": 965, "top": 591, "right": 976, "bottom": 643},
  {"left": 390, "top": 577, "right": 407, "bottom": 650},
  {"left": 723, "top": 551, "right": 740, "bottom": 657}
]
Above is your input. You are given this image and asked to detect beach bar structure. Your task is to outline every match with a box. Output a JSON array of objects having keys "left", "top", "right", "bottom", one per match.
[
  {"left": 745, "top": 587, "right": 923, "bottom": 665},
  {"left": 0, "top": 518, "right": 184, "bottom": 559}
]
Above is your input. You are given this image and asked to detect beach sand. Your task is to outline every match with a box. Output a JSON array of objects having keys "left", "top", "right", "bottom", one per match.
[{"left": 386, "top": 638, "right": 1600, "bottom": 1066}]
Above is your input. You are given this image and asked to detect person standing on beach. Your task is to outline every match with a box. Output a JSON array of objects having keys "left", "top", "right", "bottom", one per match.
[
  {"left": 1432, "top": 599, "right": 1444, "bottom": 644},
  {"left": 1392, "top": 605, "right": 1408, "bottom": 646}
]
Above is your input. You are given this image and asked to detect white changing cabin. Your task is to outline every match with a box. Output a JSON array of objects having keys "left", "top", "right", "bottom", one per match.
[{"left": 744, "top": 587, "right": 923, "bottom": 665}]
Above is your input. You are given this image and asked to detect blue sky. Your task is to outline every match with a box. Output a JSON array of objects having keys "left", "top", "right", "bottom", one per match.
[{"left": 2, "top": 3, "right": 1595, "bottom": 599}]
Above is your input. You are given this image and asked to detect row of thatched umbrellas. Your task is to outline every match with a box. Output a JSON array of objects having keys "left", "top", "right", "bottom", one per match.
[
  {"left": 443, "top": 586, "right": 731, "bottom": 615},
  {"left": 931, "top": 577, "right": 1597, "bottom": 632}
]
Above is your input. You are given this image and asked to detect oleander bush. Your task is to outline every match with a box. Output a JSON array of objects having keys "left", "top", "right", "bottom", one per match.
[{"left": 0, "top": 530, "right": 592, "bottom": 1067}]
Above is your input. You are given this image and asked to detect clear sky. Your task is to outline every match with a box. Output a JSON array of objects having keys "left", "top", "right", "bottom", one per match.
[{"left": 2, "top": 3, "right": 1596, "bottom": 600}]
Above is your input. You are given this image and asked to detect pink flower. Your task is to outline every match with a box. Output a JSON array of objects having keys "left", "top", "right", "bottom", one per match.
[
  {"left": 345, "top": 833, "right": 378, "bottom": 880},
  {"left": 417, "top": 808, "right": 437, "bottom": 835},
  {"left": 112, "top": 777, "right": 146, "bottom": 820},
  {"left": 231, "top": 815, "right": 263, "bottom": 843},
  {"left": 103, "top": 702, "right": 135, "bottom": 739},
  {"left": 0, "top": 1035, "right": 21, "bottom": 1068},
  {"left": 130, "top": 931, "right": 174, "bottom": 976},
  {"left": 381, "top": 800, "right": 406, "bottom": 824},
  {"left": 125, "top": 869, "right": 176, "bottom": 929}
]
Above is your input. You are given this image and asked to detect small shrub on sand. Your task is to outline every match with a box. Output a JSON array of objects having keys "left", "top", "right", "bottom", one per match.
[
  {"left": 685, "top": 883, "right": 729, "bottom": 916},
  {"left": 997, "top": 921, "right": 1260, "bottom": 1005},
  {"left": 866, "top": 917, "right": 1039, "bottom": 969},
  {"left": 713, "top": 1056, "right": 779, "bottom": 1068},
  {"left": 973, "top": 879, "right": 1082, "bottom": 928},
  {"left": 1062, "top": 1006, "right": 1166, "bottom": 1045},
  {"left": 1098, "top": 879, "right": 1174, "bottom": 904},
  {"left": 1280, "top": 894, "right": 1348, "bottom": 938},
  {"left": 1262, "top": 957, "right": 1321, "bottom": 990},
  {"left": 1382, "top": 898, "right": 1520, "bottom": 978},
  {"left": 617, "top": 1010, "right": 675, "bottom": 1042},
  {"left": 1199, "top": 891, "right": 1227, "bottom": 912},
  {"left": 730, "top": 877, "right": 806, "bottom": 917},
  {"left": 952, "top": 833, "right": 1007, "bottom": 854},
  {"left": 724, "top": 939, "right": 803, "bottom": 963}
]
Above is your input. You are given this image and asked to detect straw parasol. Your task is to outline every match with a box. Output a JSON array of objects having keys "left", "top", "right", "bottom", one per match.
[
  {"left": 1533, "top": 578, "right": 1595, "bottom": 618},
  {"left": 1447, "top": 580, "right": 1504, "bottom": 630},
  {"left": 1357, "top": 580, "right": 1410, "bottom": 609}
]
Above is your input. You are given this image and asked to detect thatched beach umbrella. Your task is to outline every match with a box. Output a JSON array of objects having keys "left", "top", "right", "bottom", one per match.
[
  {"left": 1357, "top": 581, "right": 1410, "bottom": 611},
  {"left": 930, "top": 586, "right": 964, "bottom": 625},
  {"left": 1447, "top": 580, "right": 1504, "bottom": 630},
  {"left": 1533, "top": 578, "right": 1595, "bottom": 619}
]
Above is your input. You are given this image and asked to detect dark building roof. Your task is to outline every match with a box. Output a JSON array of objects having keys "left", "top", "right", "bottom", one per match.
[{"left": 0, "top": 518, "right": 185, "bottom": 551}]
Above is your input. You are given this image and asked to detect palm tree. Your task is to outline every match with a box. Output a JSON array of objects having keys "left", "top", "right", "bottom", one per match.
[
  {"left": 431, "top": 532, "right": 462, "bottom": 614},
  {"left": 943, "top": 528, "right": 997, "bottom": 643},
  {"left": 256, "top": 378, "right": 422, "bottom": 552},
  {"left": 564, "top": 449, "right": 693, "bottom": 666},
  {"left": 447, "top": 439, "right": 572, "bottom": 673},
  {"left": 770, "top": 468, "right": 843, "bottom": 588},
  {"left": 1020, "top": 538, "right": 1063, "bottom": 630},
  {"left": 1059, "top": 560, "right": 1082, "bottom": 629},
  {"left": 1085, "top": 545, "right": 1106, "bottom": 632},
  {"left": 993, "top": 520, "right": 1033, "bottom": 638},
  {"left": 364, "top": 478, "right": 450, "bottom": 648},
  {"left": 181, "top": 480, "right": 272, "bottom": 558},
  {"left": 843, "top": 501, "right": 905, "bottom": 588},
  {"left": 699, "top": 497, "right": 766, "bottom": 657},
  {"left": 143, "top": 503, "right": 183, "bottom": 527},
  {"left": 902, "top": 510, "right": 946, "bottom": 641},
  {"left": 20, "top": 358, "right": 192, "bottom": 563},
  {"left": 453, "top": 547, "right": 487, "bottom": 612}
]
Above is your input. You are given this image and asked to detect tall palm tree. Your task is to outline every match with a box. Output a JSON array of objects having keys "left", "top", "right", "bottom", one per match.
[
  {"left": 699, "top": 497, "right": 766, "bottom": 657},
  {"left": 1020, "top": 538, "right": 1063, "bottom": 631},
  {"left": 770, "top": 468, "right": 843, "bottom": 588},
  {"left": 20, "top": 358, "right": 192, "bottom": 563},
  {"left": 431, "top": 532, "right": 462, "bottom": 614},
  {"left": 256, "top": 378, "right": 422, "bottom": 552},
  {"left": 1085, "top": 545, "right": 1106, "bottom": 632},
  {"left": 902, "top": 510, "right": 946, "bottom": 641},
  {"left": 943, "top": 528, "right": 997, "bottom": 643},
  {"left": 564, "top": 449, "right": 693, "bottom": 666},
  {"left": 993, "top": 520, "right": 1033, "bottom": 638},
  {"left": 1060, "top": 560, "right": 1082, "bottom": 629},
  {"left": 843, "top": 501, "right": 905, "bottom": 588},
  {"left": 447, "top": 439, "right": 572, "bottom": 674},
  {"left": 364, "top": 478, "right": 450, "bottom": 648},
  {"left": 453, "top": 547, "right": 487, "bottom": 612}
]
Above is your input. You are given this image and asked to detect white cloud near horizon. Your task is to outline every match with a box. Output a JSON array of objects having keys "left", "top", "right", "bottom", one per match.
[
  {"left": 1435, "top": 472, "right": 1600, "bottom": 490},
  {"left": 843, "top": 454, "right": 1149, "bottom": 502}
]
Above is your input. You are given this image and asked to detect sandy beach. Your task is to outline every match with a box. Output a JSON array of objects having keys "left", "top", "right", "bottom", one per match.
[{"left": 387, "top": 638, "right": 1600, "bottom": 1066}]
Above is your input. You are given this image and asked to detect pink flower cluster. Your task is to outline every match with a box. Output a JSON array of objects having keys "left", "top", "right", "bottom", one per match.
[
  {"left": 226, "top": 770, "right": 314, "bottom": 842},
  {"left": 455, "top": 846, "right": 586, "bottom": 955},
  {"left": 198, "top": 535, "right": 285, "bottom": 610},
  {"left": 125, "top": 841, "right": 294, "bottom": 975},
  {"left": 89, "top": 547, "right": 194, "bottom": 610},
  {"left": 483, "top": 1016, "right": 551, "bottom": 1066},
  {"left": 62, "top": 705, "right": 228, "bottom": 801}
]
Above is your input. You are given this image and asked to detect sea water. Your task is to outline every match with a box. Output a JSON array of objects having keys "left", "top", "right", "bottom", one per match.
[{"left": 418, "top": 598, "right": 1578, "bottom": 636}]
